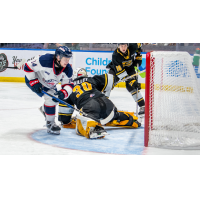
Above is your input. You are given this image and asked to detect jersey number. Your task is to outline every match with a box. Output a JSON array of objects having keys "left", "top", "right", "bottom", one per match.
[
  {"left": 73, "top": 82, "right": 92, "bottom": 98},
  {"left": 116, "top": 65, "right": 122, "bottom": 72},
  {"left": 31, "top": 60, "right": 37, "bottom": 67}
]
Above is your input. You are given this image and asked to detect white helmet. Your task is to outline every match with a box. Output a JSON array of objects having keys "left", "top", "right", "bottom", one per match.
[{"left": 73, "top": 68, "right": 88, "bottom": 81}]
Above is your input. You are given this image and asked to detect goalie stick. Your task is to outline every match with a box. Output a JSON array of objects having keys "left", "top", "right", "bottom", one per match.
[
  {"left": 42, "top": 91, "right": 115, "bottom": 125},
  {"left": 5, "top": 59, "right": 26, "bottom": 69}
]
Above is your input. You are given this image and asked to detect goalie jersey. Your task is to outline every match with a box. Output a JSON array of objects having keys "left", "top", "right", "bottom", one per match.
[
  {"left": 24, "top": 53, "right": 74, "bottom": 94},
  {"left": 66, "top": 73, "right": 115, "bottom": 109}
]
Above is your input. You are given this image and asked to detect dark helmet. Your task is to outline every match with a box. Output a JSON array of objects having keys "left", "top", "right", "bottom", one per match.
[
  {"left": 118, "top": 43, "right": 129, "bottom": 46},
  {"left": 55, "top": 46, "right": 72, "bottom": 59}
]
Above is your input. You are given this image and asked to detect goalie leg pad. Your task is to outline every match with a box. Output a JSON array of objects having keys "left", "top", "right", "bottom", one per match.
[
  {"left": 76, "top": 114, "right": 107, "bottom": 139},
  {"left": 62, "top": 118, "right": 76, "bottom": 129},
  {"left": 106, "top": 111, "right": 141, "bottom": 128}
]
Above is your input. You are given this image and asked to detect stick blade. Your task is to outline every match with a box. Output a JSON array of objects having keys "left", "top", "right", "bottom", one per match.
[{"left": 16, "top": 59, "right": 26, "bottom": 69}]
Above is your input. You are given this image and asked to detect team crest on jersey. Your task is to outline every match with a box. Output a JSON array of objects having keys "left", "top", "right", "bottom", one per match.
[
  {"left": 43, "top": 79, "right": 57, "bottom": 83},
  {"left": 0, "top": 53, "right": 8, "bottom": 73},
  {"left": 31, "top": 60, "right": 37, "bottom": 67}
]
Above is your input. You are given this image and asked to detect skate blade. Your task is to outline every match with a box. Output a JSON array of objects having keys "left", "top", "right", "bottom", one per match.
[
  {"left": 89, "top": 132, "right": 108, "bottom": 139},
  {"left": 90, "top": 136, "right": 105, "bottom": 139},
  {"left": 47, "top": 130, "right": 60, "bottom": 135}
]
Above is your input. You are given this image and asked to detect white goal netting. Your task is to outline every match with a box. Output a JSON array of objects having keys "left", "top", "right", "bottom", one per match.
[{"left": 147, "top": 51, "right": 200, "bottom": 149}]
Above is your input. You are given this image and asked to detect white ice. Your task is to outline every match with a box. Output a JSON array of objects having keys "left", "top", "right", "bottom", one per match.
[{"left": 1, "top": 82, "right": 200, "bottom": 155}]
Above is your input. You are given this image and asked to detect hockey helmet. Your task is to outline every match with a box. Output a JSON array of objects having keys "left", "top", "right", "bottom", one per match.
[
  {"left": 55, "top": 46, "right": 72, "bottom": 59},
  {"left": 73, "top": 68, "right": 88, "bottom": 81},
  {"left": 118, "top": 43, "right": 129, "bottom": 46}
]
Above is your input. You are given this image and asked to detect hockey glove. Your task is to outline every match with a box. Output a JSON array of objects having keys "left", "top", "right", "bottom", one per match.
[
  {"left": 29, "top": 79, "right": 42, "bottom": 94},
  {"left": 135, "top": 53, "right": 142, "bottom": 67},
  {"left": 127, "top": 79, "right": 141, "bottom": 90},
  {"left": 53, "top": 89, "right": 68, "bottom": 102}
]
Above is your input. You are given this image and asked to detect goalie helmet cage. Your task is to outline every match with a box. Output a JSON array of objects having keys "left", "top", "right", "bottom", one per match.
[{"left": 144, "top": 51, "right": 200, "bottom": 149}]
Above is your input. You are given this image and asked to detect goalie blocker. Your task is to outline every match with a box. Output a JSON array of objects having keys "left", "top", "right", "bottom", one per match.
[{"left": 58, "top": 68, "right": 141, "bottom": 139}]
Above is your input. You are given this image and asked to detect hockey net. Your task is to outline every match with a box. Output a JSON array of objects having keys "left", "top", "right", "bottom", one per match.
[{"left": 145, "top": 51, "right": 200, "bottom": 149}]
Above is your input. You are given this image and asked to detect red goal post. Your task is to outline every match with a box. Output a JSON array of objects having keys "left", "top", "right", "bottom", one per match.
[{"left": 144, "top": 52, "right": 151, "bottom": 147}]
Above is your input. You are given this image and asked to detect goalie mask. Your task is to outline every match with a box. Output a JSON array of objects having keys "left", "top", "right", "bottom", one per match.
[{"left": 73, "top": 68, "right": 88, "bottom": 81}]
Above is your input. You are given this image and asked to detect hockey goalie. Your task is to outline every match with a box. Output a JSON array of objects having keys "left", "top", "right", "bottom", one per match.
[{"left": 58, "top": 68, "right": 141, "bottom": 139}]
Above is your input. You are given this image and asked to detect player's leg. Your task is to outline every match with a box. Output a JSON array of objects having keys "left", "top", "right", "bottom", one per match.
[
  {"left": 43, "top": 89, "right": 61, "bottom": 135},
  {"left": 125, "top": 77, "right": 145, "bottom": 116},
  {"left": 26, "top": 76, "right": 62, "bottom": 134},
  {"left": 104, "top": 69, "right": 119, "bottom": 97},
  {"left": 25, "top": 76, "right": 60, "bottom": 134},
  {"left": 58, "top": 102, "right": 75, "bottom": 129},
  {"left": 103, "top": 73, "right": 115, "bottom": 97}
]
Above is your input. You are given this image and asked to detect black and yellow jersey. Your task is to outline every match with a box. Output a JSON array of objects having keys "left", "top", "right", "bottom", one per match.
[
  {"left": 107, "top": 43, "right": 141, "bottom": 77},
  {"left": 87, "top": 73, "right": 115, "bottom": 92},
  {"left": 66, "top": 74, "right": 112, "bottom": 109}
]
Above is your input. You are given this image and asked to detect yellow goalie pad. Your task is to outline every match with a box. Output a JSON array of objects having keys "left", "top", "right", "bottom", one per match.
[
  {"left": 76, "top": 115, "right": 101, "bottom": 138},
  {"left": 62, "top": 119, "right": 76, "bottom": 129},
  {"left": 105, "top": 111, "right": 139, "bottom": 128},
  {"left": 62, "top": 111, "right": 140, "bottom": 130}
]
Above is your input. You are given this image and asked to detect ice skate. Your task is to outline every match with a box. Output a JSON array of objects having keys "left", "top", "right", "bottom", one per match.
[
  {"left": 89, "top": 125, "right": 108, "bottom": 139},
  {"left": 46, "top": 121, "right": 61, "bottom": 135},
  {"left": 138, "top": 106, "right": 145, "bottom": 116},
  {"left": 135, "top": 120, "right": 141, "bottom": 127}
]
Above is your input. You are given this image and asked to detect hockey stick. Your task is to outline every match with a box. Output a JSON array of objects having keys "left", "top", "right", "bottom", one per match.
[
  {"left": 115, "top": 69, "right": 146, "bottom": 86},
  {"left": 41, "top": 90, "right": 103, "bottom": 124},
  {"left": 5, "top": 59, "right": 26, "bottom": 69},
  {"left": 136, "top": 63, "right": 139, "bottom": 117}
]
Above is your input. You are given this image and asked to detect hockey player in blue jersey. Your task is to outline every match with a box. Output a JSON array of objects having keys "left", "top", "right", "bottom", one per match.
[{"left": 24, "top": 46, "right": 74, "bottom": 135}]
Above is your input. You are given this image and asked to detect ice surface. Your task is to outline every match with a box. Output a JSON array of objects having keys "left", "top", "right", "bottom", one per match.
[{"left": 1, "top": 82, "right": 200, "bottom": 154}]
